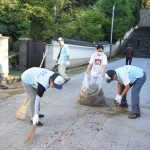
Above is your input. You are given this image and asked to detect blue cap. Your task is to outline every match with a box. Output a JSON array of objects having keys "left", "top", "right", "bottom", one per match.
[
  {"left": 53, "top": 75, "right": 65, "bottom": 89},
  {"left": 53, "top": 82, "right": 63, "bottom": 89}
]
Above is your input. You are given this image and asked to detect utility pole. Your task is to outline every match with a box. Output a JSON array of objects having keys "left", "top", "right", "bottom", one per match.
[
  {"left": 53, "top": 0, "right": 59, "bottom": 38},
  {"left": 109, "top": 3, "right": 115, "bottom": 60}
]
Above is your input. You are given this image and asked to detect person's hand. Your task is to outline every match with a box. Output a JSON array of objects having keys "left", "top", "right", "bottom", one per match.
[
  {"left": 66, "top": 61, "right": 70, "bottom": 66},
  {"left": 115, "top": 94, "right": 120, "bottom": 100},
  {"left": 115, "top": 94, "right": 122, "bottom": 104},
  {"left": 32, "top": 114, "right": 39, "bottom": 125}
]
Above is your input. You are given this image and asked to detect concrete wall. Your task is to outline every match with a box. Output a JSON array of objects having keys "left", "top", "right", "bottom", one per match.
[
  {"left": 19, "top": 39, "right": 118, "bottom": 70},
  {"left": 139, "top": 8, "right": 150, "bottom": 27},
  {"left": 0, "top": 34, "right": 9, "bottom": 76},
  {"left": 45, "top": 40, "right": 115, "bottom": 70}
]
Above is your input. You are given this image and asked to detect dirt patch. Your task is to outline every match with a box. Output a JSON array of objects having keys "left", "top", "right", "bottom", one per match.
[
  {"left": 105, "top": 106, "right": 128, "bottom": 117},
  {"left": 0, "top": 82, "right": 25, "bottom": 100}
]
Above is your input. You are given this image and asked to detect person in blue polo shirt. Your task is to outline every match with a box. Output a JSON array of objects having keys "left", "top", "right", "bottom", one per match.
[
  {"left": 105, "top": 65, "right": 146, "bottom": 119},
  {"left": 21, "top": 67, "right": 65, "bottom": 126}
]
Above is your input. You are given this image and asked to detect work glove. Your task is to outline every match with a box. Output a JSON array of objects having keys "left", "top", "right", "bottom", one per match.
[
  {"left": 32, "top": 114, "right": 39, "bottom": 125},
  {"left": 115, "top": 94, "right": 122, "bottom": 104},
  {"left": 66, "top": 61, "right": 70, "bottom": 66}
]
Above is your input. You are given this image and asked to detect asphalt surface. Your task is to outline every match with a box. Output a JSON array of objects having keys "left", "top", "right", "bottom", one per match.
[{"left": 0, "top": 58, "right": 150, "bottom": 150}]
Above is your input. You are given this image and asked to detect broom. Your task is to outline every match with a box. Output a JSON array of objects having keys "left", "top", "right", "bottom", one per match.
[
  {"left": 25, "top": 125, "right": 36, "bottom": 144},
  {"left": 24, "top": 48, "right": 48, "bottom": 144},
  {"left": 16, "top": 97, "right": 29, "bottom": 120}
]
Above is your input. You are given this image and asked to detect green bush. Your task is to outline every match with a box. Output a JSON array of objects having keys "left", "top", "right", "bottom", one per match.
[
  {"left": 9, "top": 52, "right": 19, "bottom": 69},
  {"left": 13, "top": 40, "right": 20, "bottom": 51}
]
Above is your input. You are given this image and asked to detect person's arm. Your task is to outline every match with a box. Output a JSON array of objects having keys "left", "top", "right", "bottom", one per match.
[
  {"left": 87, "top": 63, "right": 92, "bottom": 72},
  {"left": 116, "top": 82, "right": 122, "bottom": 94},
  {"left": 120, "top": 73, "right": 130, "bottom": 97},
  {"left": 101, "top": 55, "right": 107, "bottom": 76},
  {"left": 101, "top": 64, "right": 106, "bottom": 76},
  {"left": 121, "top": 84, "right": 130, "bottom": 97},
  {"left": 34, "top": 83, "right": 46, "bottom": 114},
  {"left": 87, "top": 54, "right": 94, "bottom": 73}
]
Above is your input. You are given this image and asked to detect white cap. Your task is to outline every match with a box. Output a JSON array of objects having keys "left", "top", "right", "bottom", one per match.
[
  {"left": 54, "top": 75, "right": 65, "bottom": 85},
  {"left": 58, "top": 37, "right": 64, "bottom": 41},
  {"left": 53, "top": 75, "right": 65, "bottom": 89}
]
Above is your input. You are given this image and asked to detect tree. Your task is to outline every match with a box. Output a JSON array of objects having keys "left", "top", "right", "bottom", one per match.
[
  {"left": 96, "top": 0, "right": 136, "bottom": 41},
  {"left": 0, "top": 0, "right": 28, "bottom": 50},
  {"left": 19, "top": 0, "right": 55, "bottom": 41},
  {"left": 72, "top": 0, "right": 97, "bottom": 7},
  {"left": 75, "top": 8, "right": 105, "bottom": 42},
  {"left": 0, "top": 0, "right": 26, "bottom": 40}
]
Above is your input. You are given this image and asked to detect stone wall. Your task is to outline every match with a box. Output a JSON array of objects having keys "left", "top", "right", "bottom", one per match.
[{"left": 139, "top": 9, "right": 150, "bottom": 27}]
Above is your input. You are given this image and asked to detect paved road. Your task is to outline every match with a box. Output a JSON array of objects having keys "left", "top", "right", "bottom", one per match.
[{"left": 0, "top": 58, "right": 150, "bottom": 150}]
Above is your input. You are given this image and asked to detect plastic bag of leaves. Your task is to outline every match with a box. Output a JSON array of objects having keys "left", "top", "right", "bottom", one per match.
[{"left": 78, "top": 73, "right": 107, "bottom": 107}]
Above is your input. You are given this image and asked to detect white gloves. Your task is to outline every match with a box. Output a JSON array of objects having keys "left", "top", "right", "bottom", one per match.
[
  {"left": 115, "top": 94, "right": 122, "bottom": 104},
  {"left": 66, "top": 61, "right": 70, "bottom": 66},
  {"left": 32, "top": 114, "right": 39, "bottom": 125}
]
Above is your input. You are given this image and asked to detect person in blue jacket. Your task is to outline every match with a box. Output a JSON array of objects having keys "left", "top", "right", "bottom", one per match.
[
  {"left": 21, "top": 67, "right": 65, "bottom": 126},
  {"left": 105, "top": 65, "right": 146, "bottom": 119}
]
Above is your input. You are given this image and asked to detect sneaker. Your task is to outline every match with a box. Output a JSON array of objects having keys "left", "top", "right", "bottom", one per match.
[
  {"left": 39, "top": 114, "right": 44, "bottom": 118},
  {"left": 30, "top": 120, "right": 43, "bottom": 127},
  {"left": 128, "top": 112, "right": 140, "bottom": 119},
  {"left": 64, "top": 78, "right": 70, "bottom": 83}
]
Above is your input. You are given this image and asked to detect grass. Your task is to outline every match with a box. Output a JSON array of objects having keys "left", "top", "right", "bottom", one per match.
[
  {"left": 67, "top": 65, "right": 87, "bottom": 76},
  {"left": 9, "top": 69, "right": 22, "bottom": 76}
]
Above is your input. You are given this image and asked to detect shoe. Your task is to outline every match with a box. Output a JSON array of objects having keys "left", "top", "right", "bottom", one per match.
[
  {"left": 39, "top": 114, "right": 44, "bottom": 118},
  {"left": 30, "top": 120, "right": 43, "bottom": 127},
  {"left": 64, "top": 78, "right": 70, "bottom": 83},
  {"left": 128, "top": 112, "right": 140, "bottom": 119}
]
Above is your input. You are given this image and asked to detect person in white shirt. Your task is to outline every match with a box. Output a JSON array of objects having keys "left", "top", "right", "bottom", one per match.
[
  {"left": 57, "top": 37, "right": 70, "bottom": 83},
  {"left": 86, "top": 44, "right": 108, "bottom": 85}
]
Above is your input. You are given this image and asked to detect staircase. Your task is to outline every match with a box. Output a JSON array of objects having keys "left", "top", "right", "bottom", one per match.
[{"left": 118, "top": 27, "right": 150, "bottom": 58}]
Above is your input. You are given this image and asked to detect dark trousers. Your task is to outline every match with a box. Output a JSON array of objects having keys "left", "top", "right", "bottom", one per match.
[
  {"left": 126, "top": 57, "right": 132, "bottom": 65},
  {"left": 131, "top": 73, "right": 146, "bottom": 114},
  {"left": 120, "top": 73, "right": 146, "bottom": 113}
]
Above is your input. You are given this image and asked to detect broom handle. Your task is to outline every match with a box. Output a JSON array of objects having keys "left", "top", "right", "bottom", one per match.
[{"left": 39, "top": 46, "right": 48, "bottom": 68}]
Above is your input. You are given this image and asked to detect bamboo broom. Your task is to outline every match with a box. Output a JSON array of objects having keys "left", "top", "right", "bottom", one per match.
[{"left": 25, "top": 125, "right": 36, "bottom": 144}]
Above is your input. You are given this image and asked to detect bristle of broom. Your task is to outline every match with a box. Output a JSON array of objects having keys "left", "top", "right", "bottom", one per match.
[{"left": 25, "top": 125, "right": 36, "bottom": 144}]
